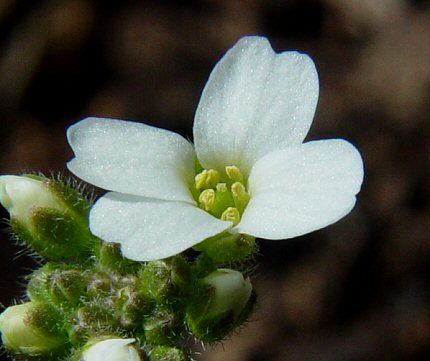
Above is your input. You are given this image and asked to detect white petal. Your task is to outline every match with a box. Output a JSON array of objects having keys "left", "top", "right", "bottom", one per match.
[
  {"left": 194, "top": 36, "right": 319, "bottom": 176},
  {"left": 67, "top": 117, "right": 195, "bottom": 203},
  {"left": 90, "top": 193, "right": 232, "bottom": 261},
  {"left": 238, "top": 139, "right": 364, "bottom": 239}
]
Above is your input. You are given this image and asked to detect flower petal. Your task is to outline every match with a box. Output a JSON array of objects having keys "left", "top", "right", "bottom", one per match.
[
  {"left": 238, "top": 139, "right": 364, "bottom": 239},
  {"left": 67, "top": 117, "right": 195, "bottom": 203},
  {"left": 90, "top": 193, "right": 232, "bottom": 261},
  {"left": 194, "top": 36, "right": 319, "bottom": 175}
]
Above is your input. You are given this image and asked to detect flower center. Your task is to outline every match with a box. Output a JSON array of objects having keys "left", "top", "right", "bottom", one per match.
[{"left": 193, "top": 165, "right": 250, "bottom": 226}]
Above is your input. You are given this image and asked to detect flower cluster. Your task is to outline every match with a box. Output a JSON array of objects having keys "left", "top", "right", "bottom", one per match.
[
  {"left": 0, "top": 36, "right": 363, "bottom": 361},
  {"left": 0, "top": 175, "right": 255, "bottom": 361}
]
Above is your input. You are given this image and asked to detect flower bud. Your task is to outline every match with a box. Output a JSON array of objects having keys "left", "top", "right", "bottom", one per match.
[
  {"left": 0, "top": 302, "right": 66, "bottom": 356},
  {"left": 27, "top": 263, "right": 87, "bottom": 308},
  {"left": 96, "top": 242, "right": 138, "bottom": 273},
  {"left": 185, "top": 269, "right": 255, "bottom": 342},
  {"left": 139, "top": 256, "right": 190, "bottom": 303},
  {"left": 68, "top": 305, "right": 114, "bottom": 345},
  {"left": 202, "top": 269, "right": 252, "bottom": 319},
  {"left": 114, "top": 284, "right": 149, "bottom": 330},
  {"left": 143, "top": 308, "right": 179, "bottom": 345},
  {"left": 82, "top": 338, "right": 142, "bottom": 361},
  {"left": 0, "top": 175, "right": 66, "bottom": 226},
  {"left": 0, "top": 175, "right": 95, "bottom": 260},
  {"left": 149, "top": 346, "right": 189, "bottom": 361}
]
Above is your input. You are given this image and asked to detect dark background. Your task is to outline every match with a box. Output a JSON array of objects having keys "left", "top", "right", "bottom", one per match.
[{"left": 1, "top": 1, "right": 430, "bottom": 360}]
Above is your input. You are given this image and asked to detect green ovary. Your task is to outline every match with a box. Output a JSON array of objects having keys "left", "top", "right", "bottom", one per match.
[{"left": 193, "top": 165, "right": 250, "bottom": 226}]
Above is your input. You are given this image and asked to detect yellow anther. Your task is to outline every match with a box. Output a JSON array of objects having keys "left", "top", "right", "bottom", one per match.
[
  {"left": 195, "top": 169, "right": 221, "bottom": 190},
  {"left": 198, "top": 189, "right": 216, "bottom": 211},
  {"left": 225, "top": 166, "right": 243, "bottom": 182},
  {"left": 221, "top": 207, "right": 241, "bottom": 226},
  {"left": 231, "top": 182, "right": 247, "bottom": 199},
  {"left": 231, "top": 182, "right": 250, "bottom": 214}
]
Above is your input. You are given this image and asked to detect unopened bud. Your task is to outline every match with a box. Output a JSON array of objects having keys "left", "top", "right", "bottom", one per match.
[
  {"left": 82, "top": 338, "right": 142, "bottom": 361},
  {"left": 27, "top": 263, "right": 87, "bottom": 308},
  {"left": 0, "top": 175, "right": 95, "bottom": 260},
  {"left": 139, "top": 256, "right": 190, "bottom": 302},
  {"left": 0, "top": 302, "right": 66, "bottom": 356},
  {"left": 185, "top": 269, "right": 255, "bottom": 342},
  {"left": 202, "top": 269, "right": 252, "bottom": 320},
  {"left": 0, "top": 175, "right": 66, "bottom": 228},
  {"left": 143, "top": 308, "right": 178, "bottom": 345},
  {"left": 96, "top": 242, "right": 138, "bottom": 273},
  {"left": 69, "top": 305, "right": 114, "bottom": 345},
  {"left": 149, "top": 346, "right": 189, "bottom": 361}
]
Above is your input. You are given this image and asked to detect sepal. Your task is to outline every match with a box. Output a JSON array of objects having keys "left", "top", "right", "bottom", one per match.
[{"left": 193, "top": 232, "right": 256, "bottom": 262}]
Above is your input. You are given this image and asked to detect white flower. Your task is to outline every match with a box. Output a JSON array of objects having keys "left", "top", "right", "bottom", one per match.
[
  {"left": 82, "top": 338, "right": 142, "bottom": 361},
  {"left": 67, "top": 36, "right": 364, "bottom": 262}
]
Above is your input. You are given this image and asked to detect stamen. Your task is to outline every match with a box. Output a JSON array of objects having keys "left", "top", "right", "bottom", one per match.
[
  {"left": 199, "top": 189, "right": 215, "bottom": 211},
  {"left": 221, "top": 207, "right": 240, "bottom": 226},
  {"left": 195, "top": 169, "right": 221, "bottom": 190},
  {"left": 225, "top": 166, "right": 243, "bottom": 182},
  {"left": 231, "top": 182, "right": 250, "bottom": 214}
]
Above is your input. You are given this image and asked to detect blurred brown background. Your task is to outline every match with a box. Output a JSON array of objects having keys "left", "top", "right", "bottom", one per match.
[{"left": 1, "top": 1, "right": 430, "bottom": 360}]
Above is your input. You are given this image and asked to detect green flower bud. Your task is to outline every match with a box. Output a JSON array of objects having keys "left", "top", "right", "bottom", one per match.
[
  {"left": 96, "top": 242, "right": 138, "bottom": 273},
  {"left": 139, "top": 256, "right": 190, "bottom": 303},
  {"left": 0, "top": 175, "right": 96, "bottom": 261},
  {"left": 86, "top": 271, "right": 112, "bottom": 297},
  {"left": 143, "top": 308, "right": 179, "bottom": 345},
  {"left": 185, "top": 269, "right": 255, "bottom": 342},
  {"left": 81, "top": 338, "right": 143, "bottom": 361},
  {"left": 27, "top": 263, "right": 87, "bottom": 309},
  {"left": 0, "top": 302, "right": 66, "bottom": 356},
  {"left": 68, "top": 305, "right": 114, "bottom": 345},
  {"left": 149, "top": 346, "right": 189, "bottom": 361},
  {"left": 115, "top": 284, "right": 149, "bottom": 329}
]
